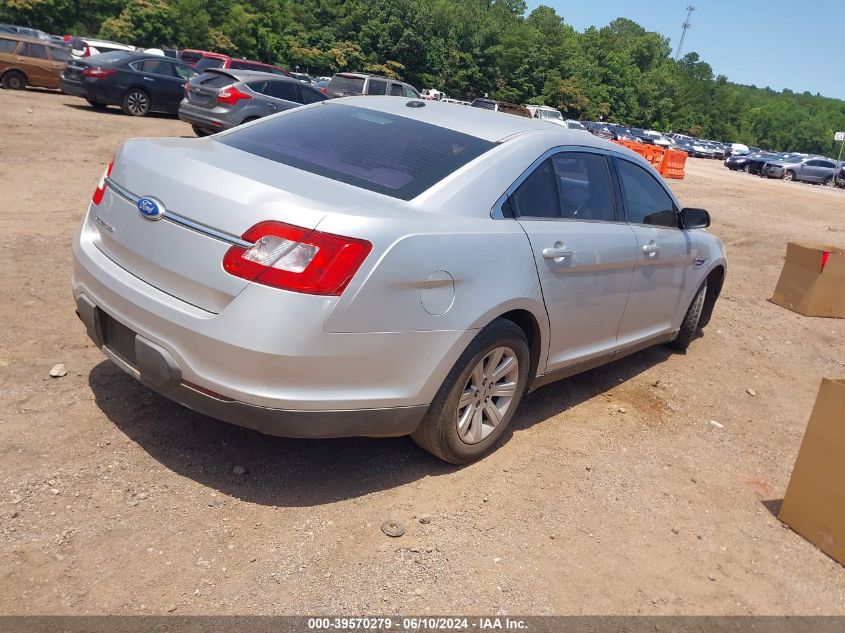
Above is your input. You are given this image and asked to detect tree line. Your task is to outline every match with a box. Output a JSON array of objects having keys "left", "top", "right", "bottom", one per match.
[{"left": 4, "top": 0, "right": 844, "bottom": 155}]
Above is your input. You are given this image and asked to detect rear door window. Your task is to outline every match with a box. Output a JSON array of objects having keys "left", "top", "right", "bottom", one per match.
[
  {"left": 228, "top": 60, "right": 251, "bottom": 70},
  {"left": 403, "top": 85, "right": 419, "bottom": 98},
  {"left": 299, "top": 86, "right": 326, "bottom": 104},
  {"left": 19, "top": 42, "right": 48, "bottom": 59},
  {"left": 551, "top": 152, "right": 616, "bottom": 221},
  {"left": 219, "top": 103, "right": 495, "bottom": 200},
  {"left": 389, "top": 83, "right": 404, "bottom": 96},
  {"left": 367, "top": 78, "right": 387, "bottom": 95},
  {"left": 263, "top": 80, "right": 298, "bottom": 101},
  {"left": 616, "top": 159, "right": 678, "bottom": 228},
  {"left": 137, "top": 59, "right": 176, "bottom": 76},
  {"left": 510, "top": 159, "right": 560, "bottom": 219},
  {"left": 0, "top": 38, "right": 19, "bottom": 54},
  {"left": 172, "top": 63, "right": 197, "bottom": 80}
]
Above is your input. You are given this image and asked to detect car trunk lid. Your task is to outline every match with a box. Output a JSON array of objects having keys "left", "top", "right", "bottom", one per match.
[{"left": 91, "top": 137, "right": 357, "bottom": 313}]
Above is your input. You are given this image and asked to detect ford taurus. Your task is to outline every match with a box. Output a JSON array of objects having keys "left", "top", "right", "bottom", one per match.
[{"left": 72, "top": 97, "right": 726, "bottom": 463}]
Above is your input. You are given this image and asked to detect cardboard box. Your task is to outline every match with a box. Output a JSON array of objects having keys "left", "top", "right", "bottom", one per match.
[
  {"left": 779, "top": 378, "right": 845, "bottom": 566},
  {"left": 770, "top": 242, "right": 845, "bottom": 317}
]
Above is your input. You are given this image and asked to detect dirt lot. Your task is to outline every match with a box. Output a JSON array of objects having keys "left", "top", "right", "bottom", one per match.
[{"left": 1, "top": 88, "right": 844, "bottom": 616}]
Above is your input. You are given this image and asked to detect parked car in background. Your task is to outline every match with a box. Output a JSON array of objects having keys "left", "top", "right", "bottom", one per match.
[
  {"left": 583, "top": 121, "right": 614, "bottom": 139},
  {"left": 289, "top": 71, "right": 313, "bottom": 84},
  {"left": 313, "top": 77, "right": 330, "bottom": 93},
  {"left": 0, "top": 34, "right": 73, "bottom": 90},
  {"left": 835, "top": 165, "right": 845, "bottom": 188},
  {"left": 61, "top": 51, "right": 198, "bottom": 116},
  {"left": 179, "top": 69, "right": 327, "bottom": 136},
  {"left": 72, "top": 97, "right": 724, "bottom": 463},
  {"left": 68, "top": 37, "right": 135, "bottom": 58},
  {"left": 762, "top": 155, "right": 839, "bottom": 185},
  {"left": 525, "top": 104, "right": 565, "bottom": 125},
  {"left": 730, "top": 143, "right": 750, "bottom": 156},
  {"left": 180, "top": 49, "right": 290, "bottom": 77},
  {"left": 643, "top": 130, "right": 674, "bottom": 147},
  {"left": 563, "top": 119, "right": 587, "bottom": 131},
  {"left": 324, "top": 72, "right": 420, "bottom": 98},
  {"left": 0, "top": 23, "right": 51, "bottom": 41},
  {"left": 470, "top": 98, "right": 531, "bottom": 117}
]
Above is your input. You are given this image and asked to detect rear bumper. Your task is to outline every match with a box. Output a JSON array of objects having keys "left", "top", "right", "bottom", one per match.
[
  {"left": 75, "top": 293, "right": 427, "bottom": 438},
  {"left": 177, "top": 101, "right": 234, "bottom": 132}
]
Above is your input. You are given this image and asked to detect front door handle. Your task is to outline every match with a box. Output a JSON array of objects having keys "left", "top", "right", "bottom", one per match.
[
  {"left": 143, "top": 76, "right": 154, "bottom": 82},
  {"left": 542, "top": 244, "right": 574, "bottom": 260},
  {"left": 643, "top": 241, "right": 660, "bottom": 257}
]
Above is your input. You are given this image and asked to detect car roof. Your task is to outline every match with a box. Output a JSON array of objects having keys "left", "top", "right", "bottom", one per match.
[
  {"left": 326, "top": 97, "right": 621, "bottom": 146},
  {"left": 0, "top": 33, "right": 62, "bottom": 46}
]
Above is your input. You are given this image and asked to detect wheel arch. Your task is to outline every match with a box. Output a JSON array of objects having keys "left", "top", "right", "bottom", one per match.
[
  {"left": 1, "top": 67, "right": 28, "bottom": 84},
  {"left": 699, "top": 264, "right": 725, "bottom": 329}
]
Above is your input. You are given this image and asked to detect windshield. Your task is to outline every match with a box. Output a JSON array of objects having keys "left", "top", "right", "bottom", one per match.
[
  {"left": 219, "top": 104, "right": 495, "bottom": 200},
  {"left": 537, "top": 109, "right": 562, "bottom": 120},
  {"left": 783, "top": 155, "right": 803, "bottom": 163}
]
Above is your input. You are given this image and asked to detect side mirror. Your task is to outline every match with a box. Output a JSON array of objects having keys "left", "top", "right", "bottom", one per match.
[{"left": 680, "top": 207, "right": 710, "bottom": 229}]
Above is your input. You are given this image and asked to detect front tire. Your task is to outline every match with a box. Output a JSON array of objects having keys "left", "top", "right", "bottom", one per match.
[
  {"left": 122, "top": 89, "right": 150, "bottom": 116},
  {"left": 412, "top": 319, "right": 530, "bottom": 464},
  {"left": 783, "top": 170, "right": 795, "bottom": 182},
  {"left": 192, "top": 125, "right": 210, "bottom": 137},
  {"left": 670, "top": 282, "right": 707, "bottom": 351},
  {"left": 2, "top": 70, "right": 27, "bottom": 90},
  {"left": 824, "top": 176, "right": 834, "bottom": 187}
]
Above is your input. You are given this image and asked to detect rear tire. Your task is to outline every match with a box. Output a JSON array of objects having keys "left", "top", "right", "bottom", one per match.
[
  {"left": 122, "top": 88, "right": 150, "bottom": 116},
  {"left": 2, "top": 70, "right": 26, "bottom": 90},
  {"left": 670, "top": 282, "right": 707, "bottom": 351},
  {"left": 192, "top": 125, "right": 210, "bottom": 137},
  {"left": 412, "top": 319, "right": 529, "bottom": 464}
]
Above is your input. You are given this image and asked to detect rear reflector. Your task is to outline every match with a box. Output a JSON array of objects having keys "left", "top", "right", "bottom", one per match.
[
  {"left": 217, "top": 86, "right": 252, "bottom": 105},
  {"left": 223, "top": 221, "right": 371, "bottom": 295},
  {"left": 91, "top": 157, "right": 114, "bottom": 205}
]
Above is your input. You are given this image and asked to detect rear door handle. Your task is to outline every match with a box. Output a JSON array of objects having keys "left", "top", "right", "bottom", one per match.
[
  {"left": 143, "top": 76, "right": 154, "bottom": 82},
  {"left": 542, "top": 246, "right": 574, "bottom": 260}
]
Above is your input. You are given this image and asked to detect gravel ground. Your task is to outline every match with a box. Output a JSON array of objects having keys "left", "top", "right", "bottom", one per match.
[{"left": 1, "top": 88, "right": 844, "bottom": 615}]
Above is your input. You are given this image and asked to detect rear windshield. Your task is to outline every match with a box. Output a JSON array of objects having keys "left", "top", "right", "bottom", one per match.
[
  {"left": 197, "top": 71, "right": 237, "bottom": 87},
  {"left": 327, "top": 75, "right": 365, "bottom": 96},
  {"left": 219, "top": 104, "right": 495, "bottom": 200},
  {"left": 194, "top": 56, "right": 225, "bottom": 71},
  {"left": 85, "top": 50, "right": 134, "bottom": 65}
]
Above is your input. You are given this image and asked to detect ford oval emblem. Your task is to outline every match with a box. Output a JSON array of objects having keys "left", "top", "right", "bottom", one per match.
[{"left": 137, "top": 196, "right": 165, "bottom": 221}]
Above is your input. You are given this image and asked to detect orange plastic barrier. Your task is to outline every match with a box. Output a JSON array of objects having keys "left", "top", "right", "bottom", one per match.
[
  {"left": 658, "top": 149, "right": 687, "bottom": 180},
  {"left": 611, "top": 139, "right": 687, "bottom": 179}
]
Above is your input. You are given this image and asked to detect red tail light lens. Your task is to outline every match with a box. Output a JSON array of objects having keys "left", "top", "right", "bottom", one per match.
[
  {"left": 217, "top": 86, "right": 252, "bottom": 105},
  {"left": 91, "top": 157, "right": 114, "bottom": 205},
  {"left": 82, "top": 67, "right": 117, "bottom": 80},
  {"left": 223, "top": 221, "right": 372, "bottom": 296}
]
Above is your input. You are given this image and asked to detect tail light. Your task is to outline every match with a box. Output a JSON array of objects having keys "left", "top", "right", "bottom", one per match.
[
  {"left": 320, "top": 87, "right": 328, "bottom": 95},
  {"left": 82, "top": 67, "right": 117, "bottom": 80},
  {"left": 223, "top": 221, "right": 371, "bottom": 296},
  {"left": 217, "top": 86, "right": 252, "bottom": 105},
  {"left": 91, "top": 157, "right": 114, "bottom": 205}
]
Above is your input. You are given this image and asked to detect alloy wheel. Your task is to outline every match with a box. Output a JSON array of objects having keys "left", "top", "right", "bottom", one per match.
[
  {"left": 783, "top": 171, "right": 794, "bottom": 181},
  {"left": 126, "top": 91, "right": 149, "bottom": 116},
  {"left": 456, "top": 346, "right": 519, "bottom": 445}
]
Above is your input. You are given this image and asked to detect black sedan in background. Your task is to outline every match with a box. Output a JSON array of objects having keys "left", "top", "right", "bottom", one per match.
[{"left": 60, "top": 51, "right": 198, "bottom": 116}]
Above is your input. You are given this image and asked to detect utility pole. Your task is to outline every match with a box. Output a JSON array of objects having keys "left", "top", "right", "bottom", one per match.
[{"left": 675, "top": 5, "right": 695, "bottom": 61}]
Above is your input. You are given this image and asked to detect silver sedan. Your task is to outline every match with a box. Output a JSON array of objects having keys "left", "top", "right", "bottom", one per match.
[{"left": 72, "top": 97, "right": 727, "bottom": 463}]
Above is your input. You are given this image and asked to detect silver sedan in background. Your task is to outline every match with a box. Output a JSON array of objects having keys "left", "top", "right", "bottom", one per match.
[
  {"left": 73, "top": 98, "right": 726, "bottom": 463},
  {"left": 178, "top": 69, "right": 327, "bottom": 136}
]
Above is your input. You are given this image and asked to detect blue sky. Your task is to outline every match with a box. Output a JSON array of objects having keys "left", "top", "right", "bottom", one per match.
[{"left": 528, "top": 0, "right": 845, "bottom": 100}]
